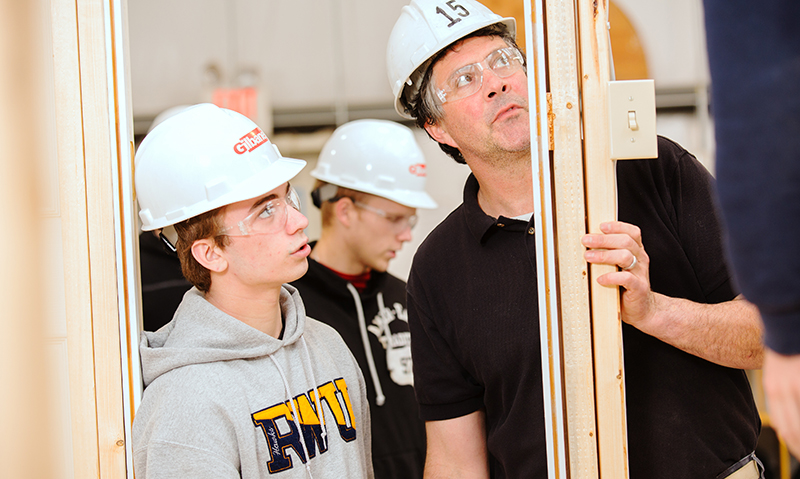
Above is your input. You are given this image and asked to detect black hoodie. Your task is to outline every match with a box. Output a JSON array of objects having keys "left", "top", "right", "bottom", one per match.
[{"left": 292, "top": 245, "right": 426, "bottom": 479}]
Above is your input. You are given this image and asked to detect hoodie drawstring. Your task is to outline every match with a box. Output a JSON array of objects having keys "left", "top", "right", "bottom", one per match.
[
  {"left": 269, "top": 355, "right": 316, "bottom": 479},
  {"left": 300, "top": 336, "right": 329, "bottom": 444},
  {"left": 347, "top": 282, "right": 386, "bottom": 406}
]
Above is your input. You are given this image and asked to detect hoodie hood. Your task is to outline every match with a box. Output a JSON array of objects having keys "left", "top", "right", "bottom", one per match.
[{"left": 140, "top": 284, "right": 306, "bottom": 386}]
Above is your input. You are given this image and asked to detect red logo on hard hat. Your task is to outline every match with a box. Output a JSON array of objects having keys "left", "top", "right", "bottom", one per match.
[
  {"left": 234, "top": 127, "right": 269, "bottom": 154},
  {"left": 409, "top": 163, "right": 427, "bottom": 177}
]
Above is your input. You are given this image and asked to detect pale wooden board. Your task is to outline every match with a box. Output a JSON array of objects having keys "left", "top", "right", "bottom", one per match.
[
  {"left": 525, "top": 0, "right": 568, "bottom": 474},
  {"left": 51, "top": 0, "right": 128, "bottom": 476},
  {"left": 76, "top": 0, "right": 128, "bottom": 475},
  {"left": 0, "top": 2, "right": 53, "bottom": 477},
  {"left": 50, "top": 0, "right": 103, "bottom": 476},
  {"left": 575, "top": 0, "right": 630, "bottom": 477},
  {"left": 544, "top": 0, "right": 600, "bottom": 476}
]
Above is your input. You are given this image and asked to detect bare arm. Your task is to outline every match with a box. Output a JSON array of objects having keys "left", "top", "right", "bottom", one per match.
[
  {"left": 424, "top": 410, "right": 490, "bottom": 479},
  {"left": 583, "top": 221, "right": 764, "bottom": 370}
]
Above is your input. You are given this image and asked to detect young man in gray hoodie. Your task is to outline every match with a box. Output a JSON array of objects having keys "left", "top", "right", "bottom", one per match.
[{"left": 132, "top": 103, "right": 373, "bottom": 478}]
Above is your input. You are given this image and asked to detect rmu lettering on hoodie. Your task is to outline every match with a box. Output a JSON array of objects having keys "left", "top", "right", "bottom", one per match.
[{"left": 252, "top": 378, "right": 356, "bottom": 474}]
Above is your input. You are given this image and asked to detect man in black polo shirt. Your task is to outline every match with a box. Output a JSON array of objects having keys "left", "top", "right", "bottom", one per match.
[{"left": 385, "top": 1, "right": 764, "bottom": 478}]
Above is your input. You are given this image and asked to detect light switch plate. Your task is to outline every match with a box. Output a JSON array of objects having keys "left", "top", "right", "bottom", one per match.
[{"left": 608, "top": 80, "right": 657, "bottom": 160}]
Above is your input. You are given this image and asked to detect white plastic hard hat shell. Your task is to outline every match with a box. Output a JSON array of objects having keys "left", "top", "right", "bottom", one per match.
[
  {"left": 311, "top": 119, "right": 437, "bottom": 209},
  {"left": 387, "top": 0, "right": 516, "bottom": 119},
  {"left": 135, "top": 103, "right": 306, "bottom": 231}
]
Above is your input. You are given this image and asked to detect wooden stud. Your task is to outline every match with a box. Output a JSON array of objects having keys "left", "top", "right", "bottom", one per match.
[
  {"left": 544, "top": 0, "right": 601, "bottom": 476},
  {"left": 50, "top": 0, "right": 103, "bottom": 475},
  {"left": 524, "top": 0, "right": 568, "bottom": 476},
  {"left": 51, "top": 0, "right": 127, "bottom": 476},
  {"left": 0, "top": 1, "right": 53, "bottom": 477},
  {"left": 576, "top": 0, "right": 630, "bottom": 477}
]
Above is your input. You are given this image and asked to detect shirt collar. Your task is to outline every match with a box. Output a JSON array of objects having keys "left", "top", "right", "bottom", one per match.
[{"left": 463, "top": 174, "right": 532, "bottom": 244}]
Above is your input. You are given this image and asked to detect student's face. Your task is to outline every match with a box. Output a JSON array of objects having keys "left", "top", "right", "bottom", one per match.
[
  {"left": 349, "top": 195, "right": 416, "bottom": 273},
  {"left": 427, "top": 36, "right": 531, "bottom": 163},
  {"left": 219, "top": 183, "right": 310, "bottom": 288}
]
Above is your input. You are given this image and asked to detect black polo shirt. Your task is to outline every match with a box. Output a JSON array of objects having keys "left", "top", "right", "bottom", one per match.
[{"left": 406, "top": 136, "right": 759, "bottom": 479}]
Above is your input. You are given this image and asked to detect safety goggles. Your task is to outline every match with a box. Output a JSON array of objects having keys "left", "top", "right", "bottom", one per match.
[
  {"left": 354, "top": 201, "right": 418, "bottom": 233},
  {"left": 436, "top": 47, "right": 525, "bottom": 104},
  {"left": 218, "top": 186, "right": 301, "bottom": 237}
]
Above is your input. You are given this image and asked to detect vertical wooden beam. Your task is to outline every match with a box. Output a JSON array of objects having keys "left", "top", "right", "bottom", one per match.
[
  {"left": 524, "top": 0, "right": 568, "bottom": 476},
  {"left": 51, "top": 0, "right": 128, "bottom": 476},
  {"left": 0, "top": 1, "right": 53, "bottom": 477},
  {"left": 51, "top": 0, "right": 103, "bottom": 475},
  {"left": 76, "top": 1, "right": 128, "bottom": 475},
  {"left": 545, "top": 0, "right": 600, "bottom": 476},
  {"left": 576, "top": 0, "right": 630, "bottom": 477}
]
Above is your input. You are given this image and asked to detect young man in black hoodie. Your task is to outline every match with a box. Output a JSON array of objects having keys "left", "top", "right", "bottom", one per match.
[{"left": 291, "top": 119, "right": 437, "bottom": 479}]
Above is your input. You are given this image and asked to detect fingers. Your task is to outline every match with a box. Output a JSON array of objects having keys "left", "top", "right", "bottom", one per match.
[
  {"left": 581, "top": 221, "right": 646, "bottom": 271},
  {"left": 600, "top": 221, "right": 643, "bottom": 247},
  {"left": 583, "top": 247, "right": 638, "bottom": 271},
  {"left": 582, "top": 221, "right": 643, "bottom": 251},
  {"left": 581, "top": 221, "right": 654, "bottom": 327}
]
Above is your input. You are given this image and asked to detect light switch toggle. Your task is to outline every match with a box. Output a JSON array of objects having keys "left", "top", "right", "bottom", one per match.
[
  {"left": 627, "top": 111, "right": 639, "bottom": 131},
  {"left": 608, "top": 80, "right": 657, "bottom": 159}
]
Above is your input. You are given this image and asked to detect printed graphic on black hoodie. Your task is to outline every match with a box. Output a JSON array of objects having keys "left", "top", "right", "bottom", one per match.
[
  {"left": 292, "top": 254, "right": 426, "bottom": 479},
  {"left": 368, "top": 295, "right": 412, "bottom": 386}
]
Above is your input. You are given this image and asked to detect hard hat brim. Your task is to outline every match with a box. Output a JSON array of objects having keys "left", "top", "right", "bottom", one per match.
[
  {"left": 390, "top": 190, "right": 438, "bottom": 209},
  {"left": 140, "top": 155, "right": 307, "bottom": 231},
  {"left": 310, "top": 167, "right": 438, "bottom": 210}
]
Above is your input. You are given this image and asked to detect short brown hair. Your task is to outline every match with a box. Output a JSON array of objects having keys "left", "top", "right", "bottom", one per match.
[
  {"left": 314, "top": 180, "right": 368, "bottom": 228},
  {"left": 172, "top": 207, "right": 230, "bottom": 293}
]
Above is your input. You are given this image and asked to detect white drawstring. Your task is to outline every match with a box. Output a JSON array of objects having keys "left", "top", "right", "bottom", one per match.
[
  {"left": 377, "top": 293, "right": 394, "bottom": 347},
  {"left": 347, "top": 282, "right": 386, "bottom": 406},
  {"left": 269, "top": 355, "right": 315, "bottom": 479},
  {"left": 301, "top": 336, "right": 329, "bottom": 444}
]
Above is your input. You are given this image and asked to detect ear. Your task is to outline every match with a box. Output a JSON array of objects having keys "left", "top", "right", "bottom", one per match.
[
  {"left": 333, "top": 197, "right": 357, "bottom": 228},
  {"left": 191, "top": 238, "right": 228, "bottom": 273},
  {"left": 424, "top": 120, "right": 458, "bottom": 149}
]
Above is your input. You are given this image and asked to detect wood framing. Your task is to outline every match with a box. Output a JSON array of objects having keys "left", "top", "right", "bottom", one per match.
[
  {"left": 524, "top": 0, "right": 568, "bottom": 475},
  {"left": 576, "top": 0, "right": 630, "bottom": 477},
  {"left": 526, "top": 0, "right": 631, "bottom": 476},
  {"left": 0, "top": 2, "right": 53, "bottom": 477},
  {"left": 544, "top": 0, "right": 600, "bottom": 476},
  {"left": 50, "top": 0, "right": 128, "bottom": 476}
]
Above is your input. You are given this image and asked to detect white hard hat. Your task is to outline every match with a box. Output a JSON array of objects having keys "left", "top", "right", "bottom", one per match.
[
  {"left": 387, "top": 0, "right": 516, "bottom": 119},
  {"left": 135, "top": 103, "right": 306, "bottom": 231},
  {"left": 311, "top": 119, "right": 437, "bottom": 209},
  {"left": 147, "top": 104, "right": 192, "bottom": 133}
]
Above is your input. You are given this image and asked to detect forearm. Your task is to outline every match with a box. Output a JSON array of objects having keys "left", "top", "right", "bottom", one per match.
[
  {"left": 424, "top": 411, "right": 490, "bottom": 479},
  {"left": 425, "top": 455, "right": 489, "bottom": 479},
  {"left": 629, "top": 294, "right": 763, "bottom": 369}
]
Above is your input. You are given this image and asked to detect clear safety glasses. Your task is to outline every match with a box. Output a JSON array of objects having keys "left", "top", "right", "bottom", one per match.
[
  {"left": 354, "top": 201, "right": 418, "bottom": 233},
  {"left": 218, "top": 186, "right": 301, "bottom": 237},
  {"left": 436, "top": 47, "right": 525, "bottom": 104}
]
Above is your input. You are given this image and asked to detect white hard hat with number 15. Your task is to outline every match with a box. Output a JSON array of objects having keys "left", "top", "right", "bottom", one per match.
[{"left": 386, "top": 0, "right": 516, "bottom": 119}]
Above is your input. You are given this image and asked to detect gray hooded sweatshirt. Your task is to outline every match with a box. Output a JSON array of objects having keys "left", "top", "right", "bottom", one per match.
[{"left": 133, "top": 285, "right": 373, "bottom": 478}]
